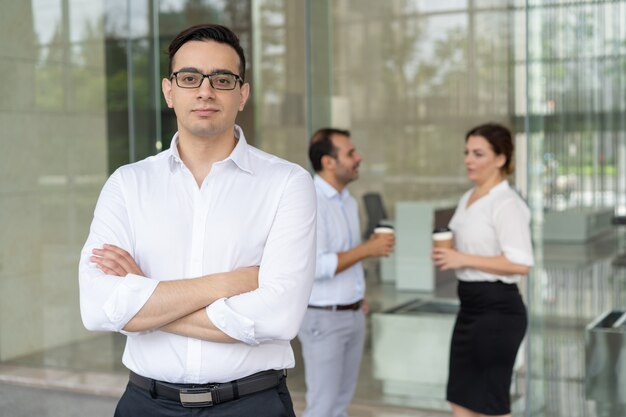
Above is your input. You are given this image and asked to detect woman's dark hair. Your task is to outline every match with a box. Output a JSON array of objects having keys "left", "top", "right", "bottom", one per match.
[
  {"left": 465, "top": 123, "right": 514, "bottom": 176},
  {"left": 308, "top": 128, "right": 350, "bottom": 172},
  {"left": 167, "top": 24, "right": 246, "bottom": 82}
]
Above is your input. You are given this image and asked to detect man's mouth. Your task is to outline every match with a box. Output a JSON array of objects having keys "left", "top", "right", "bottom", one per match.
[{"left": 193, "top": 108, "right": 218, "bottom": 116}]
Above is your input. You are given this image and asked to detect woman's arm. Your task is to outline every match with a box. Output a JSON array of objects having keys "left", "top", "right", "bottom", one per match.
[{"left": 432, "top": 247, "right": 529, "bottom": 276}]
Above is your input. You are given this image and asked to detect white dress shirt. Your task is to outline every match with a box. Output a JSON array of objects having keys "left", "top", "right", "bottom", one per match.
[
  {"left": 309, "top": 175, "right": 365, "bottom": 306},
  {"left": 449, "top": 180, "right": 534, "bottom": 284},
  {"left": 79, "top": 126, "right": 316, "bottom": 383}
]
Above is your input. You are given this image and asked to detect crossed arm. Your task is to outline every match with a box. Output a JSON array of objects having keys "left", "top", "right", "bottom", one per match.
[
  {"left": 90, "top": 244, "right": 258, "bottom": 342},
  {"left": 80, "top": 167, "right": 316, "bottom": 345}
]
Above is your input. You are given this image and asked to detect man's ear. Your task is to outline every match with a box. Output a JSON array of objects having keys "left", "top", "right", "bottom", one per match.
[
  {"left": 162, "top": 78, "right": 174, "bottom": 109},
  {"left": 238, "top": 82, "right": 250, "bottom": 111},
  {"left": 320, "top": 154, "right": 336, "bottom": 171}
]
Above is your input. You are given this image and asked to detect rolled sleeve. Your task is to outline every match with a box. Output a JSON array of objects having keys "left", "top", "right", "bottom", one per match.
[
  {"left": 313, "top": 203, "right": 339, "bottom": 280},
  {"left": 102, "top": 274, "right": 159, "bottom": 332},
  {"left": 315, "top": 252, "right": 339, "bottom": 280},
  {"left": 79, "top": 169, "right": 156, "bottom": 333},
  {"left": 501, "top": 246, "right": 534, "bottom": 266},
  {"left": 204, "top": 168, "right": 316, "bottom": 344},
  {"left": 494, "top": 197, "right": 534, "bottom": 267},
  {"left": 79, "top": 263, "right": 159, "bottom": 332},
  {"left": 206, "top": 298, "right": 257, "bottom": 345}
]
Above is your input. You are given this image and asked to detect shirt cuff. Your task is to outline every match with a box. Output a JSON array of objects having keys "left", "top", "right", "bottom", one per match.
[
  {"left": 102, "top": 273, "right": 158, "bottom": 332},
  {"left": 206, "top": 298, "right": 258, "bottom": 346},
  {"left": 503, "top": 247, "right": 534, "bottom": 267},
  {"left": 315, "top": 253, "right": 339, "bottom": 280}
]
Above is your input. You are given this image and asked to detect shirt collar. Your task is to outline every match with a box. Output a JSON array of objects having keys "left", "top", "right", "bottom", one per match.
[
  {"left": 167, "top": 125, "right": 253, "bottom": 175},
  {"left": 489, "top": 179, "right": 510, "bottom": 194},
  {"left": 314, "top": 175, "right": 350, "bottom": 201}
]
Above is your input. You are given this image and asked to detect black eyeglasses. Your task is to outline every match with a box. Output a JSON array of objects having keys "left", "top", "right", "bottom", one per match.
[{"left": 170, "top": 70, "right": 243, "bottom": 90}]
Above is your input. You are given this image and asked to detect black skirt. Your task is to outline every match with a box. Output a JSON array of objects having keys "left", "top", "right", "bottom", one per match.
[{"left": 446, "top": 280, "right": 527, "bottom": 415}]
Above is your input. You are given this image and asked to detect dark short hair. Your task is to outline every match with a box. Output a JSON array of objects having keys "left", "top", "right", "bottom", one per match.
[
  {"left": 465, "top": 123, "right": 514, "bottom": 176},
  {"left": 308, "top": 128, "right": 351, "bottom": 172},
  {"left": 167, "top": 24, "right": 246, "bottom": 82}
]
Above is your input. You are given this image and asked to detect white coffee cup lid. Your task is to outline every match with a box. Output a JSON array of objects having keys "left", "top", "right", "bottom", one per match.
[
  {"left": 374, "top": 227, "right": 394, "bottom": 234},
  {"left": 432, "top": 231, "right": 453, "bottom": 240}
]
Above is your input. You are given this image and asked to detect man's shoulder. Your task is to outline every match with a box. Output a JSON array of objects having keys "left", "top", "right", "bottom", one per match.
[
  {"left": 112, "top": 151, "right": 169, "bottom": 177},
  {"left": 246, "top": 144, "right": 309, "bottom": 178}
]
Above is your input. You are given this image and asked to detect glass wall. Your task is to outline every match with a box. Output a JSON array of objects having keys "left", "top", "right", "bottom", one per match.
[
  {"left": 312, "top": 0, "right": 516, "bottom": 213},
  {"left": 0, "top": 0, "right": 108, "bottom": 364},
  {"left": 526, "top": 0, "right": 626, "bottom": 214},
  {"left": 2, "top": 1, "right": 626, "bottom": 416},
  {"left": 525, "top": 2, "right": 626, "bottom": 416}
]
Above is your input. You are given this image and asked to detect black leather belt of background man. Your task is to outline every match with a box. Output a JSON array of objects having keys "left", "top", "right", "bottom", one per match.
[
  {"left": 308, "top": 300, "right": 362, "bottom": 311},
  {"left": 129, "top": 369, "right": 285, "bottom": 408}
]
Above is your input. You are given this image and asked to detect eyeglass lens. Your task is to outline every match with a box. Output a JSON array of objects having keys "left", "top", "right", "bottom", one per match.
[{"left": 175, "top": 72, "right": 239, "bottom": 90}]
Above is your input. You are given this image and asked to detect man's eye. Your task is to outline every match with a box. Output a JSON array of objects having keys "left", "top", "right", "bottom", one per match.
[
  {"left": 178, "top": 73, "right": 201, "bottom": 83},
  {"left": 214, "top": 76, "right": 231, "bottom": 84}
]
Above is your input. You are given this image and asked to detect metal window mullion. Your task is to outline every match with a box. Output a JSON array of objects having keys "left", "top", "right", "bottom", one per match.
[
  {"left": 126, "top": 0, "right": 136, "bottom": 163},
  {"left": 152, "top": 0, "right": 162, "bottom": 153}
]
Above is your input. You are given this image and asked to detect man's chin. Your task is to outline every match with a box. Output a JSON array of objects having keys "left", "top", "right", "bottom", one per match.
[{"left": 187, "top": 125, "right": 223, "bottom": 139}]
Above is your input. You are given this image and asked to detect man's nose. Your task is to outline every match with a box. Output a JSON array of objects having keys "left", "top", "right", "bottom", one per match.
[{"left": 196, "top": 77, "right": 216, "bottom": 98}]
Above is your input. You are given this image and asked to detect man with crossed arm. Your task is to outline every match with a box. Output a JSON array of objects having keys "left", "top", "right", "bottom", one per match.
[{"left": 79, "top": 24, "right": 316, "bottom": 417}]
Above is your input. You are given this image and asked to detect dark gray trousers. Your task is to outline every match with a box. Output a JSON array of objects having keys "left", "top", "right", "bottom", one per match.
[{"left": 114, "top": 376, "right": 295, "bottom": 417}]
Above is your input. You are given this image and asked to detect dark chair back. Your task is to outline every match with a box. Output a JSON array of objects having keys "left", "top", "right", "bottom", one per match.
[{"left": 362, "top": 192, "right": 388, "bottom": 239}]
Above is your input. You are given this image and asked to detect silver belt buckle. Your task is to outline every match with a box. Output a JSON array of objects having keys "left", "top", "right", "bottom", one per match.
[{"left": 179, "top": 387, "right": 214, "bottom": 407}]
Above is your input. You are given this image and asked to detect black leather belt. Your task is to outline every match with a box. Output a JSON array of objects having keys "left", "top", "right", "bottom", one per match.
[
  {"left": 129, "top": 369, "right": 285, "bottom": 408},
  {"left": 308, "top": 300, "right": 362, "bottom": 311}
]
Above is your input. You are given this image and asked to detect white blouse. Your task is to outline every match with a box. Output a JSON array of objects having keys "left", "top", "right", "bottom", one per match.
[{"left": 448, "top": 180, "right": 534, "bottom": 284}]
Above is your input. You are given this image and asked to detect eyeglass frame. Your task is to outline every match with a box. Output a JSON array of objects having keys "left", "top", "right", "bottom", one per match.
[{"left": 169, "top": 69, "right": 244, "bottom": 90}]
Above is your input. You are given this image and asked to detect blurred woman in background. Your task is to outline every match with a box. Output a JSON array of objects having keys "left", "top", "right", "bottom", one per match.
[{"left": 432, "top": 123, "right": 533, "bottom": 417}]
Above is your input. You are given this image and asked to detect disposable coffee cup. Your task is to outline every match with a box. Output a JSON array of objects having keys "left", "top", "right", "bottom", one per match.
[
  {"left": 432, "top": 227, "right": 454, "bottom": 248},
  {"left": 374, "top": 224, "right": 395, "bottom": 235}
]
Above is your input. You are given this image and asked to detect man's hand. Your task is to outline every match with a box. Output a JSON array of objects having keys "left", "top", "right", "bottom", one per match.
[
  {"left": 361, "top": 298, "right": 369, "bottom": 315},
  {"left": 91, "top": 244, "right": 144, "bottom": 276},
  {"left": 363, "top": 233, "right": 395, "bottom": 257}
]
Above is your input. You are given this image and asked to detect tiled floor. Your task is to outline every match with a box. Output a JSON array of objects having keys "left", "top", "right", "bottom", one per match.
[{"left": 3, "top": 231, "right": 626, "bottom": 417}]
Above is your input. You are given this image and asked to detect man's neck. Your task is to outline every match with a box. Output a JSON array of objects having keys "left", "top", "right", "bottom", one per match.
[
  {"left": 319, "top": 172, "right": 347, "bottom": 194},
  {"left": 177, "top": 129, "right": 237, "bottom": 187}
]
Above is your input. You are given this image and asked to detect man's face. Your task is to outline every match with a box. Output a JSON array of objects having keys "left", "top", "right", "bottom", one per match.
[
  {"left": 162, "top": 40, "right": 249, "bottom": 141},
  {"left": 329, "top": 133, "right": 362, "bottom": 186}
]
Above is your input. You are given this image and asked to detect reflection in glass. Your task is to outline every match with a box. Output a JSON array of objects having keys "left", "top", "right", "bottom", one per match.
[{"left": 331, "top": 1, "right": 513, "bottom": 211}]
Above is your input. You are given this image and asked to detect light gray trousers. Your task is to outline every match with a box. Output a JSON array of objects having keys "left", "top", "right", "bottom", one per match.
[{"left": 297, "top": 308, "right": 366, "bottom": 417}]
